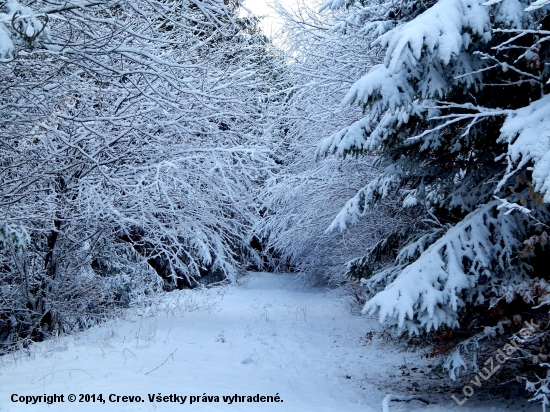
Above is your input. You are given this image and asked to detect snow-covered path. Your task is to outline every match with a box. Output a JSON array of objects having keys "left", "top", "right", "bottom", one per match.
[{"left": 0, "top": 273, "right": 539, "bottom": 411}]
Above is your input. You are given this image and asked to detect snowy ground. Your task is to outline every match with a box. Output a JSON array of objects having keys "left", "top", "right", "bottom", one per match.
[{"left": 0, "top": 273, "right": 540, "bottom": 411}]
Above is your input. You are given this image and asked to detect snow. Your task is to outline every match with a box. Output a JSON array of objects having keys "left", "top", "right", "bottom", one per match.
[
  {"left": 499, "top": 94, "right": 550, "bottom": 203},
  {"left": 525, "top": 0, "right": 550, "bottom": 10},
  {"left": 315, "top": 0, "right": 547, "bottom": 347},
  {"left": 0, "top": 0, "right": 51, "bottom": 59},
  {"left": 377, "top": 0, "right": 491, "bottom": 71},
  {"left": 319, "top": 0, "right": 348, "bottom": 11},
  {"left": 317, "top": 0, "right": 498, "bottom": 160},
  {"left": 0, "top": 23, "right": 13, "bottom": 60},
  {"left": 364, "top": 201, "right": 525, "bottom": 333},
  {"left": 324, "top": 172, "right": 401, "bottom": 232},
  {"left": 493, "top": 0, "right": 527, "bottom": 29},
  {"left": 0, "top": 272, "right": 539, "bottom": 411}
]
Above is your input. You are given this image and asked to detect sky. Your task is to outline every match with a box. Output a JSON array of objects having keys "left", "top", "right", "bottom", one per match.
[{"left": 241, "top": 0, "right": 299, "bottom": 37}]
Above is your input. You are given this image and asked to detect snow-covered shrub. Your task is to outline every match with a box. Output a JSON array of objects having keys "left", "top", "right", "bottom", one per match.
[{"left": 0, "top": 0, "right": 276, "bottom": 348}]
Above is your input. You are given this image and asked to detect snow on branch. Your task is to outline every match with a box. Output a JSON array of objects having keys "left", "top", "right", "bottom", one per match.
[
  {"left": 0, "top": 0, "right": 51, "bottom": 59},
  {"left": 498, "top": 94, "right": 550, "bottom": 203},
  {"left": 316, "top": 0, "right": 495, "bottom": 159},
  {"left": 318, "top": 0, "right": 350, "bottom": 12},
  {"left": 0, "top": 222, "right": 29, "bottom": 249},
  {"left": 326, "top": 171, "right": 401, "bottom": 231},
  {"left": 375, "top": 0, "right": 492, "bottom": 73},
  {"left": 363, "top": 201, "right": 524, "bottom": 333},
  {"left": 525, "top": 0, "right": 550, "bottom": 10},
  {"left": 342, "top": 64, "right": 414, "bottom": 114}
]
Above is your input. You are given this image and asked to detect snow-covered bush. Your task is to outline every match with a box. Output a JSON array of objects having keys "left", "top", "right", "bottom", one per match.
[{"left": 0, "top": 0, "right": 276, "bottom": 349}]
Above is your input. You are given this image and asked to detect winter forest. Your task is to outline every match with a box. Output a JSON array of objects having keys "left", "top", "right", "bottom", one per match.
[{"left": 2, "top": 0, "right": 550, "bottom": 410}]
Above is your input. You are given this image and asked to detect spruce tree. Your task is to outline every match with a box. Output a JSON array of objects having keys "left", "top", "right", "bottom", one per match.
[{"left": 317, "top": 0, "right": 550, "bottom": 333}]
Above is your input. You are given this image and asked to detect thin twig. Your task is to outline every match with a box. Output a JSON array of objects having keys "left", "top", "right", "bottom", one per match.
[
  {"left": 37, "top": 369, "right": 93, "bottom": 381},
  {"left": 144, "top": 349, "right": 178, "bottom": 375}
]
